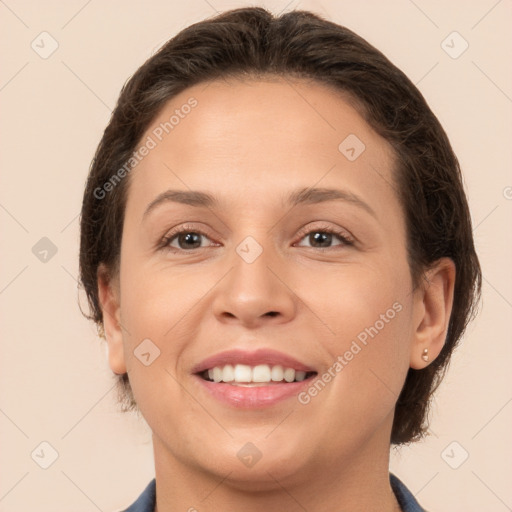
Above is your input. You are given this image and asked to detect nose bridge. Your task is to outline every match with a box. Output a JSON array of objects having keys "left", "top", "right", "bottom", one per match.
[
  {"left": 234, "top": 235, "right": 276, "bottom": 292},
  {"left": 211, "top": 229, "right": 296, "bottom": 325}
]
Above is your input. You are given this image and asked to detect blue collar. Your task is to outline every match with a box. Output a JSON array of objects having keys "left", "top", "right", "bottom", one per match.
[
  {"left": 122, "top": 472, "right": 426, "bottom": 511},
  {"left": 390, "top": 473, "right": 427, "bottom": 511}
]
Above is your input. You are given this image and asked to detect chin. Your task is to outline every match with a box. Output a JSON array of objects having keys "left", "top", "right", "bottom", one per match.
[{"left": 191, "top": 435, "right": 315, "bottom": 490}]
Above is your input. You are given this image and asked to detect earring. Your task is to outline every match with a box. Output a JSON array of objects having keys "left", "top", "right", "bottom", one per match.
[{"left": 421, "top": 348, "right": 429, "bottom": 362}]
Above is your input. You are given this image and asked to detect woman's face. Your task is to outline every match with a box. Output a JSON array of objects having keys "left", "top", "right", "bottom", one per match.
[{"left": 105, "top": 77, "right": 422, "bottom": 485}]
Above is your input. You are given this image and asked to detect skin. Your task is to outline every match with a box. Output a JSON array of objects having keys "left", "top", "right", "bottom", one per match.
[{"left": 98, "top": 76, "right": 455, "bottom": 512}]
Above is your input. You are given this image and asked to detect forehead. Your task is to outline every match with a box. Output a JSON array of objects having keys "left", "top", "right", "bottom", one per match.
[{"left": 125, "top": 76, "right": 398, "bottom": 218}]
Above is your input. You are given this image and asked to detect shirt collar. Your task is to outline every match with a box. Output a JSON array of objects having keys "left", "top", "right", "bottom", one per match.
[{"left": 122, "top": 473, "right": 427, "bottom": 512}]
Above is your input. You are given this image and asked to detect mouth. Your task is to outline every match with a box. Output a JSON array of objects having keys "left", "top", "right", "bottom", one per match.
[
  {"left": 198, "top": 364, "right": 317, "bottom": 386},
  {"left": 192, "top": 349, "right": 318, "bottom": 408}
]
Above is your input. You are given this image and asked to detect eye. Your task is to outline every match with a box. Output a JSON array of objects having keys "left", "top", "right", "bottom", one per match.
[
  {"left": 294, "top": 225, "right": 354, "bottom": 250},
  {"left": 160, "top": 224, "right": 217, "bottom": 252},
  {"left": 159, "top": 223, "right": 354, "bottom": 253}
]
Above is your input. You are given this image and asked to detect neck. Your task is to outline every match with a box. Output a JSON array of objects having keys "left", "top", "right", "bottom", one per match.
[{"left": 152, "top": 414, "right": 402, "bottom": 512}]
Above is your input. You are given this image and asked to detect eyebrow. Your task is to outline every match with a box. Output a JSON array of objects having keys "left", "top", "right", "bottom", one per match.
[{"left": 142, "top": 187, "right": 377, "bottom": 220}]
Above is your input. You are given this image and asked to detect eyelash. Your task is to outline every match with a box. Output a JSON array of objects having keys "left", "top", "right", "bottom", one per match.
[{"left": 159, "top": 223, "right": 354, "bottom": 253}]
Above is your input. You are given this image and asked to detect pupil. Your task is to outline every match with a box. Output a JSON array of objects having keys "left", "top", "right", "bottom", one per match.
[
  {"left": 311, "top": 232, "right": 331, "bottom": 247},
  {"left": 180, "top": 232, "right": 201, "bottom": 248}
]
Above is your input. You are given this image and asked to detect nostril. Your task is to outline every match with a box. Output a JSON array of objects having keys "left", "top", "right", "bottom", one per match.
[{"left": 265, "top": 311, "right": 279, "bottom": 317}]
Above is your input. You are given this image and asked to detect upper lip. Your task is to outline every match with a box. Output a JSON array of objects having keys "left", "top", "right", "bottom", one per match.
[{"left": 192, "top": 348, "right": 316, "bottom": 374}]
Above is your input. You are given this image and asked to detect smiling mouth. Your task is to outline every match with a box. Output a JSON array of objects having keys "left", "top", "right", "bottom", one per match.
[{"left": 198, "top": 364, "right": 317, "bottom": 386}]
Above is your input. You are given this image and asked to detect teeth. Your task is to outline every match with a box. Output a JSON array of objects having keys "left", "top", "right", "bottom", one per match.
[
  {"left": 271, "top": 365, "right": 284, "bottom": 381},
  {"left": 283, "top": 368, "right": 295, "bottom": 383},
  {"left": 234, "top": 364, "right": 252, "bottom": 382},
  {"left": 212, "top": 367, "right": 223, "bottom": 383},
  {"left": 203, "top": 364, "right": 312, "bottom": 384},
  {"left": 222, "top": 364, "right": 235, "bottom": 382},
  {"left": 253, "top": 364, "right": 271, "bottom": 382},
  {"left": 295, "top": 370, "right": 306, "bottom": 382}
]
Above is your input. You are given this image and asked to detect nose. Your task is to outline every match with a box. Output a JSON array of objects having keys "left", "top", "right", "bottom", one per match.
[{"left": 211, "top": 244, "right": 297, "bottom": 329}]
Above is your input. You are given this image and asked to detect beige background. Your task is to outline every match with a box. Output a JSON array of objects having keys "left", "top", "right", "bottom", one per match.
[{"left": 1, "top": 0, "right": 511, "bottom": 511}]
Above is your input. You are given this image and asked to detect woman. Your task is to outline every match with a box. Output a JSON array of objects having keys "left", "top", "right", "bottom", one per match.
[{"left": 79, "top": 7, "right": 481, "bottom": 512}]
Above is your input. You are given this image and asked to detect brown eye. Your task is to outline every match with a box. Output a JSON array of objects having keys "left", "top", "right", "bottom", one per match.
[
  {"left": 295, "top": 226, "right": 354, "bottom": 249},
  {"left": 160, "top": 224, "right": 218, "bottom": 252},
  {"left": 169, "top": 231, "right": 205, "bottom": 250}
]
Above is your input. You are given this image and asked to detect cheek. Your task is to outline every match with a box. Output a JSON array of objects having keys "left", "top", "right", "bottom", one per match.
[
  {"left": 301, "top": 258, "right": 411, "bottom": 349},
  {"left": 303, "top": 262, "right": 413, "bottom": 416},
  {"left": 116, "top": 255, "right": 221, "bottom": 407},
  {"left": 119, "top": 243, "right": 200, "bottom": 332}
]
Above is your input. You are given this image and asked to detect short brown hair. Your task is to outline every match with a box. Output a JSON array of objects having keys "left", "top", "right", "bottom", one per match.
[{"left": 79, "top": 7, "right": 482, "bottom": 444}]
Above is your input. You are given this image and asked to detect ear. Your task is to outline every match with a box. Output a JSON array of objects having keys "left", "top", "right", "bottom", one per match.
[
  {"left": 409, "top": 257, "right": 456, "bottom": 369},
  {"left": 97, "top": 263, "right": 127, "bottom": 375}
]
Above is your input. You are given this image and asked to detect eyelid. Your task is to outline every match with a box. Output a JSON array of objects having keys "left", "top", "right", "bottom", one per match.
[
  {"left": 159, "top": 223, "right": 215, "bottom": 249},
  {"left": 294, "top": 222, "right": 355, "bottom": 245}
]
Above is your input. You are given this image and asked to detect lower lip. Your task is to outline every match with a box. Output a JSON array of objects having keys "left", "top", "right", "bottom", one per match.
[{"left": 194, "top": 375, "right": 314, "bottom": 408}]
